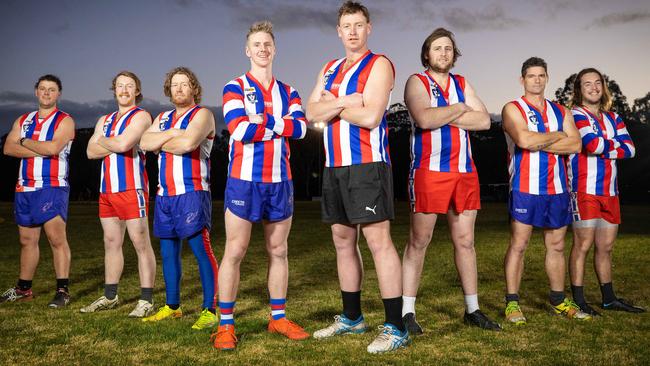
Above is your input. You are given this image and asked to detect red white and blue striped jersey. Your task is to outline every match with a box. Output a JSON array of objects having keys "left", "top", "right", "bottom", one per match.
[
  {"left": 16, "top": 109, "right": 72, "bottom": 192},
  {"left": 568, "top": 107, "right": 635, "bottom": 196},
  {"left": 156, "top": 105, "right": 212, "bottom": 196},
  {"left": 506, "top": 97, "right": 568, "bottom": 195},
  {"left": 223, "top": 73, "right": 307, "bottom": 182},
  {"left": 100, "top": 106, "right": 148, "bottom": 193},
  {"left": 322, "top": 50, "right": 393, "bottom": 167},
  {"left": 409, "top": 71, "right": 475, "bottom": 173}
]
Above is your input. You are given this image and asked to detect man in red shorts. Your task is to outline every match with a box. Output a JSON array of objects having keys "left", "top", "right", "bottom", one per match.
[{"left": 401, "top": 28, "right": 500, "bottom": 333}]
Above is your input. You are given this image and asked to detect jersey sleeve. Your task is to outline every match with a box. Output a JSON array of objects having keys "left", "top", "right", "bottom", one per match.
[
  {"left": 223, "top": 80, "right": 275, "bottom": 143},
  {"left": 265, "top": 85, "right": 307, "bottom": 140}
]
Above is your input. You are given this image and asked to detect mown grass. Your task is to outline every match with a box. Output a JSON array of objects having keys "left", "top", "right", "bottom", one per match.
[{"left": 0, "top": 201, "right": 648, "bottom": 365}]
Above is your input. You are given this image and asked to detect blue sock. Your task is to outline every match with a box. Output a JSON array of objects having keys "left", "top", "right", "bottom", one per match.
[
  {"left": 270, "top": 298, "right": 286, "bottom": 320},
  {"left": 187, "top": 228, "right": 219, "bottom": 309},
  {"left": 160, "top": 238, "right": 182, "bottom": 306},
  {"left": 219, "top": 301, "right": 235, "bottom": 326}
]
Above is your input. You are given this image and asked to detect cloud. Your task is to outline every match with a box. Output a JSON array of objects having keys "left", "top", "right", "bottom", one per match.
[
  {"left": 0, "top": 92, "right": 224, "bottom": 136},
  {"left": 217, "top": 0, "right": 335, "bottom": 31},
  {"left": 587, "top": 11, "right": 650, "bottom": 28},
  {"left": 441, "top": 5, "right": 525, "bottom": 31}
]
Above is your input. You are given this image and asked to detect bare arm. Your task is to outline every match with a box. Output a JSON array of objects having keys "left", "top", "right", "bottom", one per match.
[
  {"left": 450, "top": 80, "right": 491, "bottom": 131},
  {"left": 339, "top": 57, "right": 394, "bottom": 129},
  {"left": 542, "top": 108, "right": 581, "bottom": 155},
  {"left": 305, "top": 64, "right": 363, "bottom": 124},
  {"left": 97, "top": 111, "right": 152, "bottom": 153},
  {"left": 161, "top": 108, "right": 215, "bottom": 155},
  {"left": 86, "top": 116, "right": 112, "bottom": 159},
  {"left": 3, "top": 116, "right": 43, "bottom": 158},
  {"left": 404, "top": 74, "right": 470, "bottom": 130},
  {"left": 21, "top": 116, "right": 75, "bottom": 156},
  {"left": 140, "top": 115, "right": 182, "bottom": 152},
  {"left": 502, "top": 102, "right": 566, "bottom": 151}
]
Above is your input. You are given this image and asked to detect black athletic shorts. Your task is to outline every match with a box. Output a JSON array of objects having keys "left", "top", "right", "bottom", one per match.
[{"left": 321, "top": 162, "right": 394, "bottom": 225}]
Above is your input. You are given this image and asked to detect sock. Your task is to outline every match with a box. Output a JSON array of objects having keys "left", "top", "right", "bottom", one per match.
[
  {"left": 600, "top": 282, "right": 617, "bottom": 304},
  {"left": 549, "top": 290, "right": 565, "bottom": 306},
  {"left": 270, "top": 298, "right": 286, "bottom": 320},
  {"left": 207, "top": 308, "right": 216, "bottom": 314},
  {"left": 167, "top": 304, "right": 180, "bottom": 310},
  {"left": 104, "top": 283, "right": 118, "bottom": 300},
  {"left": 160, "top": 238, "right": 182, "bottom": 308},
  {"left": 402, "top": 296, "right": 416, "bottom": 317},
  {"left": 141, "top": 287, "right": 153, "bottom": 303},
  {"left": 341, "top": 291, "right": 362, "bottom": 321},
  {"left": 464, "top": 294, "right": 480, "bottom": 314},
  {"left": 505, "top": 293, "right": 519, "bottom": 303},
  {"left": 17, "top": 279, "right": 32, "bottom": 291},
  {"left": 383, "top": 297, "right": 405, "bottom": 332},
  {"left": 56, "top": 278, "right": 69, "bottom": 292},
  {"left": 571, "top": 285, "right": 586, "bottom": 305},
  {"left": 219, "top": 301, "right": 235, "bottom": 326},
  {"left": 187, "top": 229, "right": 219, "bottom": 310}
]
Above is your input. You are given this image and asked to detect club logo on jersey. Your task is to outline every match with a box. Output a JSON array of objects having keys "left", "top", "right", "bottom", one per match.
[
  {"left": 527, "top": 110, "right": 538, "bottom": 125},
  {"left": 245, "top": 87, "right": 257, "bottom": 103},
  {"left": 431, "top": 87, "right": 440, "bottom": 99},
  {"left": 323, "top": 69, "right": 335, "bottom": 86},
  {"left": 159, "top": 116, "right": 169, "bottom": 131},
  {"left": 102, "top": 121, "right": 111, "bottom": 135},
  {"left": 22, "top": 119, "right": 34, "bottom": 132}
]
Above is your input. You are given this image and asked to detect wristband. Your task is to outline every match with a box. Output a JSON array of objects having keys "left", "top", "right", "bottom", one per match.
[{"left": 19, "top": 137, "right": 26, "bottom": 146}]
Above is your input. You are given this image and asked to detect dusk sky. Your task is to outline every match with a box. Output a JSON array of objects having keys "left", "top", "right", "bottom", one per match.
[{"left": 1, "top": 0, "right": 649, "bottom": 134}]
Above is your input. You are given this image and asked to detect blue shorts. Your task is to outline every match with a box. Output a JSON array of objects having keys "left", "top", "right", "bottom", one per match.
[
  {"left": 224, "top": 177, "right": 293, "bottom": 223},
  {"left": 509, "top": 190, "right": 572, "bottom": 229},
  {"left": 154, "top": 190, "right": 211, "bottom": 239},
  {"left": 14, "top": 187, "right": 69, "bottom": 227}
]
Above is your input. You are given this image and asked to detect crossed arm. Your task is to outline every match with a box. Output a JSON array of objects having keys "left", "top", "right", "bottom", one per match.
[
  {"left": 140, "top": 108, "right": 215, "bottom": 154},
  {"left": 404, "top": 74, "right": 490, "bottom": 131},
  {"left": 87, "top": 111, "right": 152, "bottom": 159},
  {"left": 575, "top": 114, "right": 635, "bottom": 159},
  {"left": 4, "top": 116, "right": 75, "bottom": 158}
]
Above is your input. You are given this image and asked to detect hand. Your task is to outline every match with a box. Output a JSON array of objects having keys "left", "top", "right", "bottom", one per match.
[
  {"left": 248, "top": 114, "right": 264, "bottom": 124},
  {"left": 282, "top": 113, "right": 293, "bottom": 120},
  {"left": 166, "top": 128, "right": 183, "bottom": 137},
  {"left": 344, "top": 93, "right": 363, "bottom": 108},
  {"left": 456, "top": 102, "right": 472, "bottom": 113},
  {"left": 319, "top": 90, "right": 336, "bottom": 102}
]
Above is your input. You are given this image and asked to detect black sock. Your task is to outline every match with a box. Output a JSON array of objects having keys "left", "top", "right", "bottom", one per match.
[
  {"left": 56, "top": 278, "right": 69, "bottom": 292},
  {"left": 383, "top": 297, "right": 405, "bottom": 332},
  {"left": 571, "top": 285, "right": 586, "bottom": 305},
  {"left": 549, "top": 290, "right": 565, "bottom": 306},
  {"left": 17, "top": 279, "right": 32, "bottom": 291},
  {"left": 168, "top": 303, "right": 180, "bottom": 310},
  {"left": 600, "top": 282, "right": 617, "bottom": 304},
  {"left": 341, "top": 290, "right": 362, "bottom": 321},
  {"left": 505, "top": 293, "right": 519, "bottom": 303},
  {"left": 104, "top": 283, "right": 118, "bottom": 300},
  {"left": 140, "top": 288, "right": 153, "bottom": 303}
]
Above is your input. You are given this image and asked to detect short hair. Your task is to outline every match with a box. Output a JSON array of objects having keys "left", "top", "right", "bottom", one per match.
[
  {"left": 571, "top": 67, "right": 613, "bottom": 111},
  {"left": 338, "top": 1, "right": 370, "bottom": 24},
  {"left": 247, "top": 20, "right": 275, "bottom": 43},
  {"left": 521, "top": 57, "right": 547, "bottom": 77},
  {"left": 163, "top": 66, "right": 202, "bottom": 104},
  {"left": 110, "top": 70, "right": 143, "bottom": 104},
  {"left": 420, "top": 27, "right": 462, "bottom": 69},
  {"left": 34, "top": 74, "right": 62, "bottom": 91}
]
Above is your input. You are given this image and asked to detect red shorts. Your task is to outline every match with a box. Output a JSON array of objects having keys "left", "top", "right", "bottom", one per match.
[
  {"left": 571, "top": 192, "right": 620, "bottom": 224},
  {"left": 409, "top": 169, "right": 481, "bottom": 214},
  {"left": 99, "top": 189, "right": 149, "bottom": 220}
]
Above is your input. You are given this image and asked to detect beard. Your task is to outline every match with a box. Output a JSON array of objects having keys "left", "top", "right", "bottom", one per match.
[{"left": 430, "top": 63, "right": 451, "bottom": 74}]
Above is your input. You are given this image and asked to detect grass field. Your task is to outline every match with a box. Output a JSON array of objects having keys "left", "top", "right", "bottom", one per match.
[{"left": 0, "top": 201, "right": 648, "bottom": 365}]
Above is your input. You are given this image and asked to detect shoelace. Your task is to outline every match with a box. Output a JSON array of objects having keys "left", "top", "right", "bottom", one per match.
[
  {"left": 2, "top": 288, "right": 18, "bottom": 301},
  {"left": 374, "top": 325, "right": 393, "bottom": 342}
]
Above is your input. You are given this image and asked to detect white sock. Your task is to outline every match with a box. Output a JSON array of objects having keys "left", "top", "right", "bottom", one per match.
[
  {"left": 402, "top": 296, "right": 416, "bottom": 316},
  {"left": 465, "top": 294, "right": 479, "bottom": 314}
]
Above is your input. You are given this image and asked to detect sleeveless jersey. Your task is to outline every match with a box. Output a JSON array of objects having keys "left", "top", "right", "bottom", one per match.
[
  {"left": 17, "top": 109, "right": 72, "bottom": 192},
  {"left": 321, "top": 50, "right": 392, "bottom": 167},
  {"left": 100, "top": 106, "right": 148, "bottom": 193},
  {"left": 157, "top": 105, "right": 212, "bottom": 196},
  {"left": 568, "top": 107, "right": 635, "bottom": 196},
  {"left": 409, "top": 71, "right": 475, "bottom": 173},
  {"left": 506, "top": 97, "right": 567, "bottom": 195}
]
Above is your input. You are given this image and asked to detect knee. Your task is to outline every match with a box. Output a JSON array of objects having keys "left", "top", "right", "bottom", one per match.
[
  {"left": 408, "top": 231, "right": 432, "bottom": 251},
  {"left": 594, "top": 243, "right": 613, "bottom": 256},
  {"left": 509, "top": 239, "right": 529, "bottom": 255},
  {"left": 223, "top": 242, "right": 247, "bottom": 265},
  {"left": 547, "top": 240, "right": 566, "bottom": 253},
  {"left": 267, "top": 242, "right": 288, "bottom": 260},
  {"left": 366, "top": 237, "right": 393, "bottom": 256},
  {"left": 19, "top": 234, "right": 38, "bottom": 248},
  {"left": 452, "top": 233, "right": 475, "bottom": 252},
  {"left": 103, "top": 235, "right": 123, "bottom": 251}
]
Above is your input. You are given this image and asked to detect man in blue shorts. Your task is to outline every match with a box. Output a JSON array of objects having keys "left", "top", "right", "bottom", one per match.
[
  {"left": 213, "top": 21, "right": 308, "bottom": 350},
  {"left": 139, "top": 67, "right": 219, "bottom": 330},
  {"left": 502, "top": 57, "right": 590, "bottom": 324},
  {"left": 1, "top": 75, "right": 75, "bottom": 308}
]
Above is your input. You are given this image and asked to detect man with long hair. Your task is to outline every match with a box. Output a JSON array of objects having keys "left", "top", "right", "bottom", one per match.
[
  {"left": 213, "top": 20, "right": 308, "bottom": 350},
  {"left": 83, "top": 71, "right": 157, "bottom": 317},
  {"left": 402, "top": 27, "right": 500, "bottom": 334},
  {"left": 306, "top": 1, "right": 409, "bottom": 353},
  {"left": 567, "top": 68, "right": 642, "bottom": 315},
  {"left": 140, "top": 67, "right": 219, "bottom": 329},
  {"left": 1, "top": 75, "right": 75, "bottom": 308},
  {"left": 502, "top": 57, "right": 590, "bottom": 325}
]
